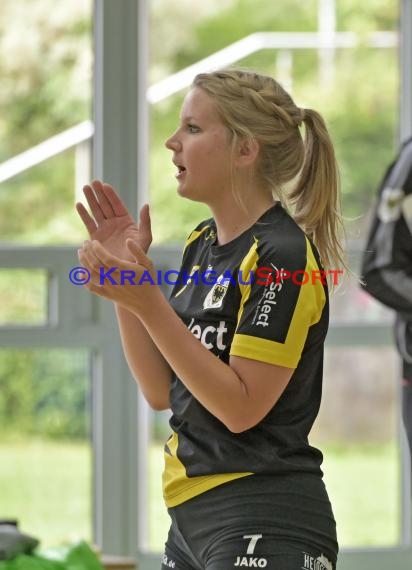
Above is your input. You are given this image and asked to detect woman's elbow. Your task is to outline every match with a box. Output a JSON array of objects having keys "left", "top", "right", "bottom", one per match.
[
  {"left": 224, "top": 413, "right": 259, "bottom": 434},
  {"left": 144, "top": 394, "right": 170, "bottom": 411},
  {"left": 150, "top": 401, "right": 170, "bottom": 412}
]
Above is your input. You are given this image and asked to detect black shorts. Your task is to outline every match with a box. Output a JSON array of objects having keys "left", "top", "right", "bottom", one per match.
[{"left": 161, "top": 473, "right": 338, "bottom": 570}]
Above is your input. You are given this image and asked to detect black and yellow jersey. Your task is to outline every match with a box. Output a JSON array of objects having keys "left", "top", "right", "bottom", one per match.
[{"left": 163, "top": 202, "right": 329, "bottom": 507}]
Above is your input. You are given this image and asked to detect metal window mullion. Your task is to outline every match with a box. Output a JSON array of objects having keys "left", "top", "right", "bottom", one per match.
[{"left": 93, "top": 0, "right": 141, "bottom": 556}]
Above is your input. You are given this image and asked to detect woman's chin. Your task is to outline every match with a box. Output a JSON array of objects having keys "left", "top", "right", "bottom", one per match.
[
  {"left": 177, "top": 183, "right": 193, "bottom": 199},
  {"left": 176, "top": 179, "right": 212, "bottom": 204}
]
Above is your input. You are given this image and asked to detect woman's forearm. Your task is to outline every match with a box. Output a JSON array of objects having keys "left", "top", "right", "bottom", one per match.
[
  {"left": 115, "top": 305, "right": 172, "bottom": 410},
  {"left": 137, "top": 292, "right": 249, "bottom": 431}
]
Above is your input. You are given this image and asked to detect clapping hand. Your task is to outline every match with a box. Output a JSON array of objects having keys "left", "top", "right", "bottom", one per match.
[
  {"left": 76, "top": 179, "right": 152, "bottom": 258},
  {"left": 76, "top": 180, "right": 158, "bottom": 314}
]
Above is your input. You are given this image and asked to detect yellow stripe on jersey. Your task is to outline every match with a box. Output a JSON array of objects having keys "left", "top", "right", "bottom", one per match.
[
  {"left": 236, "top": 237, "right": 259, "bottom": 324},
  {"left": 163, "top": 430, "right": 252, "bottom": 508},
  {"left": 230, "top": 237, "right": 326, "bottom": 368},
  {"left": 174, "top": 225, "right": 211, "bottom": 298},
  {"left": 174, "top": 264, "right": 201, "bottom": 298},
  {"left": 182, "top": 224, "right": 211, "bottom": 254}
]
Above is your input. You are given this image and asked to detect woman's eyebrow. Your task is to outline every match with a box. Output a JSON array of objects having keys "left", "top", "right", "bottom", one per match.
[{"left": 180, "top": 115, "right": 196, "bottom": 123}]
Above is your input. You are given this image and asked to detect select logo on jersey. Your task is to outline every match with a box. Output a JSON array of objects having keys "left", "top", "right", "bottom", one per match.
[
  {"left": 188, "top": 317, "right": 228, "bottom": 350},
  {"left": 252, "top": 264, "right": 284, "bottom": 328},
  {"left": 203, "top": 273, "right": 231, "bottom": 310}
]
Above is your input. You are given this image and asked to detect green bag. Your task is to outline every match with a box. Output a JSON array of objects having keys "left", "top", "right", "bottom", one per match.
[{"left": 0, "top": 541, "right": 104, "bottom": 570}]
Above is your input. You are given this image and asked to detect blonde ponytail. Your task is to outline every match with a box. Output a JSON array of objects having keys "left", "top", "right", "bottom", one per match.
[{"left": 289, "top": 108, "right": 346, "bottom": 273}]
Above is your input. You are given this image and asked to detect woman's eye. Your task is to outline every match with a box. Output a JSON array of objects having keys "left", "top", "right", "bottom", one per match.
[{"left": 187, "top": 124, "right": 199, "bottom": 133}]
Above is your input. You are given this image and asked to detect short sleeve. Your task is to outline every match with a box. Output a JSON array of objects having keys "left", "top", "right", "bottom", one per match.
[{"left": 230, "top": 236, "right": 327, "bottom": 368}]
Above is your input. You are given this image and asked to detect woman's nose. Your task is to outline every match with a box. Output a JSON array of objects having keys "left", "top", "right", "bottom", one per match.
[{"left": 165, "top": 132, "right": 181, "bottom": 151}]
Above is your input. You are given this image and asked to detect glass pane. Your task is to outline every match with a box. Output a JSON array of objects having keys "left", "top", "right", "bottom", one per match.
[
  {"left": 311, "top": 346, "right": 401, "bottom": 547},
  {"left": 0, "top": 0, "right": 93, "bottom": 245},
  {"left": 330, "top": 249, "right": 395, "bottom": 324},
  {"left": 0, "top": 269, "right": 48, "bottom": 325},
  {"left": 0, "top": 349, "right": 92, "bottom": 547}
]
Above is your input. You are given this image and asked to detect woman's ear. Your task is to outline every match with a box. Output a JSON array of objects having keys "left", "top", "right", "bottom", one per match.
[{"left": 234, "top": 137, "right": 260, "bottom": 169}]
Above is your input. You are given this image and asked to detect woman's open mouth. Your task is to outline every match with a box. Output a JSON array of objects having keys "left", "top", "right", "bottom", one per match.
[{"left": 176, "top": 165, "right": 186, "bottom": 180}]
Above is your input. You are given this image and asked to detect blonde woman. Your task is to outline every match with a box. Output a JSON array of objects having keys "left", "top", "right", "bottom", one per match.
[{"left": 77, "top": 69, "right": 344, "bottom": 570}]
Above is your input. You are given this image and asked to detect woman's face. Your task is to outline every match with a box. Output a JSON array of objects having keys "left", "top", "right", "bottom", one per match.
[{"left": 165, "top": 87, "right": 234, "bottom": 205}]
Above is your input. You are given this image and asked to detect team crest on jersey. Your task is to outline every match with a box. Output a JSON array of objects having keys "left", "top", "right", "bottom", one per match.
[
  {"left": 203, "top": 274, "right": 230, "bottom": 310},
  {"left": 205, "top": 227, "right": 217, "bottom": 241}
]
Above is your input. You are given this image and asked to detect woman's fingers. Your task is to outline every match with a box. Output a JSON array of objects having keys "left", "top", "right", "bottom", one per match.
[
  {"left": 78, "top": 240, "right": 104, "bottom": 284},
  {"left": 82, "top": 184, "right": 105, "bottom": 223},
  {"left": 78, "top": 240, "right": 156, "bottom": 311},
  {"left": 126, "top": 239, "right": 153, "bottom": 270},
  {"left": 139, "top": 204, "right": 151, "bottom": 233},
  {"left": 101, "top": 183, "right": 130, "bottom": 217},
  {"left": 76, "top": 202, "right": 98, "bottom": 236},
  {"left": 78, "top": 180, "right": 136, "bottom": 229},
  {"left": 138, "top": 204, "right": 153, "bottom": 251},
  {"left": 89, "top": 239, "right": 121, "bottom": 268},
  {"left": 92, "top": 180, "right": 116, "bottom": 219}
]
